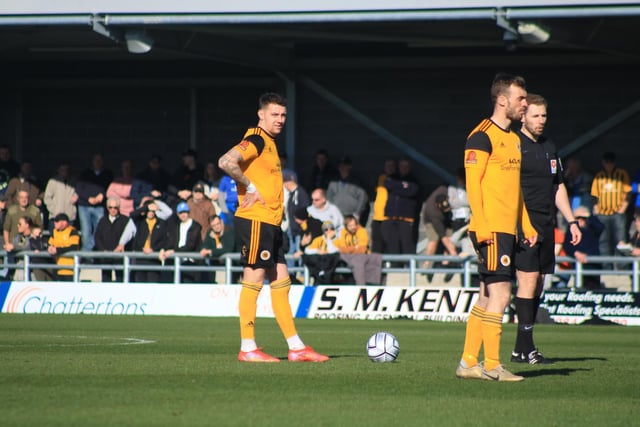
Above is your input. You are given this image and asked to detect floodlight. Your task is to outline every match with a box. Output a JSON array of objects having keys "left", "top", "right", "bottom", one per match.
[
  {"left": 496, "top": 15, "right": 550, "bottom": 48},
  {"left": 517, "top": 22, "right": 550, "bottom": 44},
  {"left": 125, "top": 30, "right": 154, "bottom": 54}
]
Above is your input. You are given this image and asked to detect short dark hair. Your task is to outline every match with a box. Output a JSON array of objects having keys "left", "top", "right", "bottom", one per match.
[
  {"left": 526, "top": 93, "right": 547, "bottom": 108},
  {"left": 294, "top": 207, "right": 309, "bottom": 221},
  {"left": 259, "top": 92, "right": 286, "bottom": 109},
  {"left": 19, "top": 216, "right": 35, "bottom": 228},
  {"left": 491, "top": 73, "right": 526, "bottom": 104}
]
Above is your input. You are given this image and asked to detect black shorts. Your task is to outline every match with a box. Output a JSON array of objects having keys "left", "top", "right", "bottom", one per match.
[
  {"left": 235, "top": 216, "right": 286, "bottom": 268},
  {"left": 515, "top": 221, "right": 555, "bottom": 274},
  {"left": 469, "top": 231, "right": 516, "bottom": 284}
]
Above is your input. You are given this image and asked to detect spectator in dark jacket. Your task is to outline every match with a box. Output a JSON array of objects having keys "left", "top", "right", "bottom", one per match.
[
  {"left": 292, "top": 208, "right": 323, "bottom": 258},
  {"left": 381, "top": 159, "right": 421, "bottom": 255},
  {"left": 283, "top": 170, "right": 310, "bottom": 266},
  {"left": 308, "top": 148, "right": 338, "bottom": 191},
  {"left": 131, "top": 200, "right": 170, "bottom": 283},
  {"left": 171, "top": 149, "right": 204, "bottom": 196},
  {"left": 162, "top": 201, "right": 202, "bottom": 283},
  {"left": 94, "top": 197, "right": 136, "bottom": 282},
  {"left": 133, "top": 155, "right": 171, "bottom": 204},
  {"left": 200, "top": 214, "right": 236, "bottom": 283},
  {"left": 76, "top": 154, "right": 113, "bottom": 251}
]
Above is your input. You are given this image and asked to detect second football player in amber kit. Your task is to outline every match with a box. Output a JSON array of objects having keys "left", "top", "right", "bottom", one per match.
[
  {"left": 456, "top": 73, "right": 537, "bottom": 382},
  {"left": 218, "top": 92, "right": 329, "bottom": 363}
]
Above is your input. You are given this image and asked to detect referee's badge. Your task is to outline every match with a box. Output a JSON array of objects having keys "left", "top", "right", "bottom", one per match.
[
  {"left": 550, "top": 159, "right": 557, "bottom": 174},
  {"left": 500, "top": 255, "right": 511, "bottom": 267},
  {"left": 260, "top": 250, "right": 271, "bottom": 261}
]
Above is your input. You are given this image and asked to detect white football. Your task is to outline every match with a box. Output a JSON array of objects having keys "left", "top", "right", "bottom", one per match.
[{"left": 366, "top": 332, "right": 399, "bottom": 363}]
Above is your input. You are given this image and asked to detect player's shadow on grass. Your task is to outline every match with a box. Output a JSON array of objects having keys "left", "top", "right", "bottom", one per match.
[
  {"left": 324, "top": 354, "right": 364, "bottom": 359},
  {"left": 277, "top": 354, "right": 361, "bottom": 360},
  {"left": 549, "top": 356, "right": 608, "bottom": 362},
  {"left": 519, "top": 367, "right": 590, "bottom": 378},
  {"left": 320, "top": 354, "right": 406, "bottom": 361}
]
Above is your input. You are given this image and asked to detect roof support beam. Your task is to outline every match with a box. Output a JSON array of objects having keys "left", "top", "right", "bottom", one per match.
[
  {"left": 559, "top": 99, "right": 640, "bottom": 158},
  {"left": 299, "top": 75, "right": 455, "bottom": 184}
]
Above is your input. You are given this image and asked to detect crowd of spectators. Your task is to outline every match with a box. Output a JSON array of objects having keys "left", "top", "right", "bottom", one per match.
[
  {"left": 0, "top": 146, "right": 240, "bottom": 282},
  {"left": 0, "top": 145, "right": 413, "bottom": 285},
  {"left": 1, "top": 143, "right": 637, "bottom": 286}
]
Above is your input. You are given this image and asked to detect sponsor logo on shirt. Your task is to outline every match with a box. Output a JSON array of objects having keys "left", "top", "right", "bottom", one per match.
[{"left": 465, "top": 151, "right": 477, "bottom": 165}]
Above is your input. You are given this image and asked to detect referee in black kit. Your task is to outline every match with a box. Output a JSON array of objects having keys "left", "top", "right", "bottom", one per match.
[{"left": 512, "top": 93, "right": 582, "bottom": 364}]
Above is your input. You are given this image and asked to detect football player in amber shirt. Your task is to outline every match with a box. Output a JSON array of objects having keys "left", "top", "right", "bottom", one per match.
[
  {"left": 218, "top": 92, "right": 328, "bottom": 363},
  {"left": 456, "top": 73, "right": 537, "bottom": 383}
]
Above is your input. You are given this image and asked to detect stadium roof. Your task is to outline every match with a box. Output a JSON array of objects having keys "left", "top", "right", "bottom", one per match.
[
  {"left": 2, "top": 1, "right": 640, "bottom": 69},
  {"left": 3, "top": 1, "right": 640, "bottom": 14}
]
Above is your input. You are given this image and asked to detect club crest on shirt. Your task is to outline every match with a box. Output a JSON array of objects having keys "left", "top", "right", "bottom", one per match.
[
  {"left": 260, "top": 250, "right": 271, "bottom": 261},
  {"left": 550, "top": 159, "right": 557, "bottom": 174},
  {"left": 237, "top": 140, "right": 250, "bottom": 151},
  {"left": 465, "top": 151, "right": 477, "bottom": 165},
  {"left": 500, "top": 255, "right": 511, "bottom": 267}
]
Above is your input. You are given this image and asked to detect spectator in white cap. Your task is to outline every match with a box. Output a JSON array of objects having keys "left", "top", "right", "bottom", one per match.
[{"left": 162, "top": 201, "right": 202, "bottom": 283}]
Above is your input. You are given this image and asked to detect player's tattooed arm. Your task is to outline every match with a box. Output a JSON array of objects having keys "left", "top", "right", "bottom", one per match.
[
  {"left": 218, "top": 148, "right": 250, "bottom": 187},
  {"left": 218, "top": 144, "right": 264, "bottom": 208}
]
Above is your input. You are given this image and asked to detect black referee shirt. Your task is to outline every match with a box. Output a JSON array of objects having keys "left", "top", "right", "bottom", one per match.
[{"left": 517, "top": 129, "right": 563, "bottom": 219}]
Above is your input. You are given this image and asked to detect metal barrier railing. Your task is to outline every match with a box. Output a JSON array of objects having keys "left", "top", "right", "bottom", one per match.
[{"left": 1, "top": 251, "right": 638, "bottom": 292}]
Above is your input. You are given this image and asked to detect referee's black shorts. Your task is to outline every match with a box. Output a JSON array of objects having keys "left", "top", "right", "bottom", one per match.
[
  {"left": 515, "top": 219, "right": 555, "bottom": 274},
  {"left": 235, "top": 216, "right": 287, "bottom": 269}
]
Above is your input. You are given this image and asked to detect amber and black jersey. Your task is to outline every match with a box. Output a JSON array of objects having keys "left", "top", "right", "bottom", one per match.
[
  {"left": 233, "top": 127, "right": 283, "bottom": 226},
  {"left": 590, "top": 167, "right": 631, "bottom": 215},
  {"left": 47, "top": 226, "right": 80, "bottom": 276},
  {"left": 516, "top": 130, "right": 563, "bottom": 218},
  {"left": 464, "top": 119, "right": 535, "bottom": 240}
]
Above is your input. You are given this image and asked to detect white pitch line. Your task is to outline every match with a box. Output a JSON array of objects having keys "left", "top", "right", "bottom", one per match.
[{"left": 0, "top": 335, "right": 157, "bottom": 347}]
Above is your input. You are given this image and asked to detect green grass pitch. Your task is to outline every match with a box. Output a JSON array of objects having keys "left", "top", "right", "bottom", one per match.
[{"left": 1, "top": 314, "right": 638, "bottom": 427}]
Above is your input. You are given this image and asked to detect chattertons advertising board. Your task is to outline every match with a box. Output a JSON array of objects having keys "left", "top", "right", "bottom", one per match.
[{"left": 0, "top": 282, "right": 305, "bottom": 318}]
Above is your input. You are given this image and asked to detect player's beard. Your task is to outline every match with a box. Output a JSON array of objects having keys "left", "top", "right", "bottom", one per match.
[{"left": 506, "top": 104, "right": 525, "bottom": 122}]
